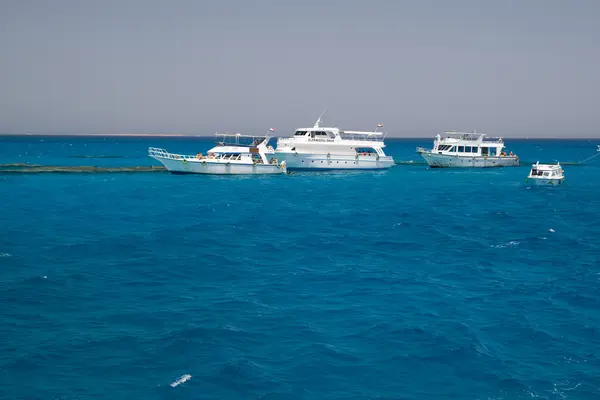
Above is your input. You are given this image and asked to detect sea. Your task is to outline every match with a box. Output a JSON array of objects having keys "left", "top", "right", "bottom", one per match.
[{"left": 1, "top": 136, "right": 599, "bottom": 400}]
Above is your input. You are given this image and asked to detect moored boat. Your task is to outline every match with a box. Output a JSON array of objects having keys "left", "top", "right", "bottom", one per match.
[
  {"left": 274, "top": 111, "right": 395, "bottom": 171},
  {"left": 148, "top": 133, "right": 287, "bottom": 175},
  {"left": 526, "top": 161, "right": 564, "bottom": 185},
  {"left": 418, "top": 131, "right": 519, "bottom": 168}
]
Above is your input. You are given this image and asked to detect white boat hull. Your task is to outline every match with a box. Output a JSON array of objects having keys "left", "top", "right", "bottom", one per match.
[
  {"left": 526, "top": 177, "right": 564, "bottom": 185},
  {"left": 421, "top": 152, "right": 519, "bottom": 168},
  {"left": 151, "top": 156, "right": 286, "bottom": 175},
  {"left": 275, "top": 152, "right": 394, "bottom": 170}
]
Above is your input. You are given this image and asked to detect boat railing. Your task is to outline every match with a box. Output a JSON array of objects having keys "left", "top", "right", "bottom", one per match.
[
  {"left": 278, "top": 136, "right": 383, "bottom": 143},
  {"left": 482, "top": 137, "right": 504, "bottom": 143},
  {"left": 148, "top": 147, "right": 197, "bottom": 161},
  {"left": 338, "top": 134, "right": 384, "bottom": 142}
]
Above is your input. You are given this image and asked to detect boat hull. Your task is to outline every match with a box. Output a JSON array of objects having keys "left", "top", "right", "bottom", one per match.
[
  {"left": 275, "top": 152, "right": 394, "bottom": 170},
  {"left": 151, "top": 156, "right": 285, "bottom": 175},
  {"left": 526, "top": 177, "right": 565, "bottom": 185},
  {"left": 421, "top": 152, "right": 519, "bottom": 168}
]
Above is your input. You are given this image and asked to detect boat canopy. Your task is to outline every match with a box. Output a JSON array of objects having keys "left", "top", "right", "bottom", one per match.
[{"left": 214, "top": 133, "right": 269, "bottom": 147}]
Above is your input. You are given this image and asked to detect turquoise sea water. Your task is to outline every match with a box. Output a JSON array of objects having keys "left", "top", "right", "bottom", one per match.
[{"left": 1, "top": 136, "right": 600, "bottom": 400}]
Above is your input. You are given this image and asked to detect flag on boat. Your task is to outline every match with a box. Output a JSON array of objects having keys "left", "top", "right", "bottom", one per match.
[
  {"left": 377, "top": 123, "right": 384, "bottom": 127},
  {"left": 269, "top": 127, "right": 275, "bottom": 132}
]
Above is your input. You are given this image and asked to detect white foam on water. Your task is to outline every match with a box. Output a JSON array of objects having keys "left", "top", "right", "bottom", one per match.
[
  {"left": 0, "top": 253, "right": 12, "bottom": 257},
  {"left": 170, "top": 374, "right": 191, "bottom": 387},
  {"left": 549, "top": 228, "right": 555, "bottom": 232},
  {"left": 491, "top": 241, "right": 520, "bottom": 249}
]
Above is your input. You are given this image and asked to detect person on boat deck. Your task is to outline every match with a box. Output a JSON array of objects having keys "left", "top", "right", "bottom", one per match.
[
  {"left": 509, "top": 151, "right": 514, "bottom": 156},
  {"left": 208, "top": 152, "right": 215, "bottom": 159},
  {"left": 196, "top": 152, "right": 203, "bottom": 159},
  {"left": 500, "top": 151, "right": 506, "bottom": 156}
]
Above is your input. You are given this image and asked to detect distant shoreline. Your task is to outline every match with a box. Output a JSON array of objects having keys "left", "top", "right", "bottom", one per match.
[
  {"left": 0, "top": 133, "right": 598, "bottom": 140},
  {"left": 0, "top": 133, "right": 191, "bottom": 137}
]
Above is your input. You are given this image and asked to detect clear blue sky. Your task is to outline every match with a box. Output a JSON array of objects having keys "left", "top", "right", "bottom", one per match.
[{"left": 1, "top": 0, "right": 598, "bottom": 137}]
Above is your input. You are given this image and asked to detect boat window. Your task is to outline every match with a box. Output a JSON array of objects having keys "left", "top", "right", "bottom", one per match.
[
  {"left": 471, "top": 147, "right": 478, "bottom": 153},
  {"left": 465, "top": 146, "right": 471, "bottom": 152},
  {"left": 294, "top": 130, "right": 307, "bottom": 136},
  {"left": 449, "top": 146, "right": 456, "bottom": 152},
  {"left": 458, "top": 146, "right": 465, "bottom": 152},
  {"left": 309, "top": 131, "right": 329, "bottom": 138},
  {"left": 356, "top": 147, "right": 376, "bottom": 155},
  {"left": 481, "top": 147, "right": 489, "bottom": 156}
]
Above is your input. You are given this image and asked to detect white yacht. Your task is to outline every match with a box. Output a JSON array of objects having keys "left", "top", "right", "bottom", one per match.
[
  {"left": 274, "top": 113, "right": 394, "bottom": 171},
  {"left": 417, "top": 131, "right": 519, "bottom": 168},
  {"left": 526, "top": 162, "right": 565, "bottom": 185},
  {"left": 148, "top": 133, "right": 287, "bottom": 175}
]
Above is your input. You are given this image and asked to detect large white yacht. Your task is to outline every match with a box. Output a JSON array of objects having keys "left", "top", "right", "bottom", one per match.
[
  {"left": 417, "top": 131, "right": 519, "bottom": 168},
  {"left": 274, "top": 113, "right": 395, "bottom": 171},
  {"left": 148, "top": 133, "right": 287, "bottom": 175}
]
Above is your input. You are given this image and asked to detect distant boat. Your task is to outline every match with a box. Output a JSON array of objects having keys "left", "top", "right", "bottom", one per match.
[
  {"left": 417, "top": 131, "right": 519, "bottom": 168},
  {"left": 526, "top": 161, "right": 565, "bottom": 185},
  {"left": 148, "top": 133, "right": 287, "bottom": 175}
]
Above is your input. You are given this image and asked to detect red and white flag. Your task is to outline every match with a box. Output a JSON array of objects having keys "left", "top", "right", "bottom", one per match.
[
  {"left": 377, "top": 123, "right": 384, "bottom": 128},
  {"left": 269, "top": 127, "right": 275, "bottom": 132}
]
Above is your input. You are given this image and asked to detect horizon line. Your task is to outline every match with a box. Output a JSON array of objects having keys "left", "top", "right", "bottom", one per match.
[{"left": 0, "top": 133, "right": 599, "bottom": 140}]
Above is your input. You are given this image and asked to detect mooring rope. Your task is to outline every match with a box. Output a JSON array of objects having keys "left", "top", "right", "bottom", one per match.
[{"left": 578, "top": 150, "right": 600, "bottom": 164}]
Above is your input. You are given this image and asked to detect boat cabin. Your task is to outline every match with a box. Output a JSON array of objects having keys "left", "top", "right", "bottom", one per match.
[
  {"left": 432, "top": 131, "right": 514, "bottom": 157},
  {"left": 529, "top": 162, "right": 563, "bottom": 178}
]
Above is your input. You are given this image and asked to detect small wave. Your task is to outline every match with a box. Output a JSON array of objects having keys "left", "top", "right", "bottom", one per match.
[
  {"left": 0, "top": 164, "right": 166, "bottom": 173},
  {"left": 69, "top": 155, "right": 126, "bottom": 159},
  {"left": 170, "top": 374, "right": 191, "bottom": 387},
  {"left": 0, "top": 252, "right": 12, "bottom": 257},
  {"left": 491, "top": 241, "right": 520, "bottom": 248}
]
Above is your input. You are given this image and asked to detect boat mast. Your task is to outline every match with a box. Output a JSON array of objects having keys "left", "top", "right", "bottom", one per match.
[{"left": 313, "top": 108, "right": 327, "bottom": 128}]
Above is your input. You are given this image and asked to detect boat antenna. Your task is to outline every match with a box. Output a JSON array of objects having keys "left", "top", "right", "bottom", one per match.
[{"left": 314, "top": 108, "right": 327, "bottom": 128}]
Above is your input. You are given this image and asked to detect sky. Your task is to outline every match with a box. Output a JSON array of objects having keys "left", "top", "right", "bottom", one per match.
[{"left": 0, "top": 0, "right": 599, "bottom": 137}]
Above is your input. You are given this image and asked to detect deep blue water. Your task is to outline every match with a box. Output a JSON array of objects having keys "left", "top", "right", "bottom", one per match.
[{"left": 1, "top": 136, "right": 600, "bottom": 400}]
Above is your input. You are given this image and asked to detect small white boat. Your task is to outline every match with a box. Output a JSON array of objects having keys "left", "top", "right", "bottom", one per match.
[
  {"left": 526, "top": 161, "right": 565, "bottom": 185},
  {"left": 417, "top": 131, "right": 519, "bottom": 168},
  {"left": 149, "top": 133, "right": 287, "bottom": 175}
]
